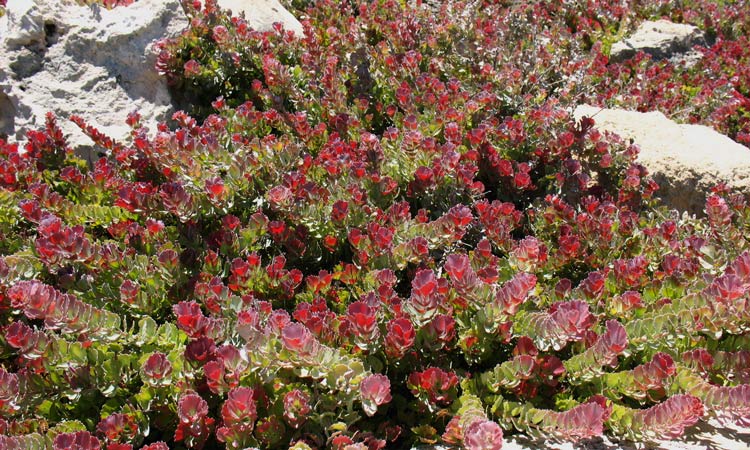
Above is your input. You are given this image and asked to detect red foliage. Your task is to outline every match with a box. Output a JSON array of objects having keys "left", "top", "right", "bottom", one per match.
[
  {"left": 408, "top": 367, "right": 459, "bottom": 407},
  {"left": 54, "top": 431, "right": 101, "bottom": 450},
  {"left": 463, "top": 419, "right": 504, "bottom": 450},
  {"left": 384, "top": 317, "right": 416, "bottom": 359},
  {"left": 2, "top": 1, "right": 750, "bottom": 448},
  {"left": 360, "top": 374, "right": 392, "bottom": 416},
  {"left": 639, "top": 395, "right": 704, "bottom": 439}
]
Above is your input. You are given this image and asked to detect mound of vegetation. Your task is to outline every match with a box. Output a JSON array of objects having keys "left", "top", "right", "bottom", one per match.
[{"left": 1, "top": 1, "right": 749, "bottom": 449}]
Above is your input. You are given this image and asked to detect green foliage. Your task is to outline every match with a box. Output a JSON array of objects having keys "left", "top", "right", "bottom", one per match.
[{"left": 1, "top": 0, "right": 750, "bottom": 449}]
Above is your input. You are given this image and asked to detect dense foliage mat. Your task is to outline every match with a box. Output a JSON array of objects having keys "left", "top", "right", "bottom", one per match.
[{"left": 1, "top": 0, "right": 750, "bottom": 449}]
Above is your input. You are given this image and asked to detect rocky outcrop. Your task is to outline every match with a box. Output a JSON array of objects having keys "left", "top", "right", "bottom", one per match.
[
  {"left": 609, "top": 20, "right": 705, "bottom": 64},
  {"left": 574, "top": 105, "right": 750, "bottom": 216},
  {"left": 218, "top": 0, "right": 304, "bottom": 36},
  {"left": 0, "top": 0, "right": 188, "bottom": 162},
  {"left": 0, "top": 0, "right": 304, "bottom": 162}
]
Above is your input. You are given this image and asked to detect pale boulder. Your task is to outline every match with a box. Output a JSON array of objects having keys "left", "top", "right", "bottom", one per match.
[
  {"left": 609, "top": 19, "right": 705, "bottom": 64},
  {"left": 0, "top": 0, "right": 189, "bottom": 162},
  {"left": 218, "top": 0, "right": 304, "bottom": 36},
  {"left": 0, "top": 0, "right": 304, "bottom": 162},
  {"left": 573, "top": 105, "right": 750, "bottom": 215}
]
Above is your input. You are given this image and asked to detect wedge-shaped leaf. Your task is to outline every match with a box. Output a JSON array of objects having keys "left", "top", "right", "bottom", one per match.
[
  {"left": 713, "top": 350, "right": 750, "bottom": 384},
  {"left": 673, "top": 366, "right": 750, "bottom": 426},
  {"left": 2, "top": 252, "right": 43, "bottom": 281},
  {"left": 442, "top": 393, "right": 504, "bottom": 449},
  {"left": 482, "top": 355, "right": 536, "bottom": 392},
  {"left": 0, "top": 433, "right": 49, "bottom": 449},
  {"left": 0, "top": 368, "right": 20, "bottom": 415},
  {"left": 625, "top": 294, "right": 715, "bottom": 351},
  {"left": 52, "top": 340, "right": 88, "bottom": 369},
  {"left": 597, "top": 352, "right": 676, "bottom": 401},
  {"left": 704, "top": 384, "right": 750, "bottom": 426},
  {"left": 564, "top": 320, "right": 628, "bottom": 383},
  {"left": 7, "top": 280, "right": 122, "bottom": 340},
  {"left": 64, "top": 204, "right": 137, "bottom": 226},
  {"left": 4, "top": 321, "right": 49, "bottom": 358},
  {"left": 608, "top": 394, "right": 704, "bottom": 440},
  {"left": 493, "top": 397, "right": 605, "bottom": 441},
  {"left": 513, "top": 300, "right": 595, "bottom": 351}
]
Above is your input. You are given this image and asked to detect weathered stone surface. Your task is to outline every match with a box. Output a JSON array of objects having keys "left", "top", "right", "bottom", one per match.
[
  {"left": 574, "top": 105, "right": 750, "bottom": 215},
  {"left": 0, "top": 0, "right": 188, "bottom": 161},
  {"left": 0, "top": 0, "right": 304, "bottom": 160},
  {"left": 609, "top": 19, "right": 705, "bottom": 63},
  {"left": 218, "top": 0, "right": 304, "bottom": 36}
]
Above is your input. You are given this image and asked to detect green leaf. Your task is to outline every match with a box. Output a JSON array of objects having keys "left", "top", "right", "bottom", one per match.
[
  {"left": 134, "top": 387, "right": 153, "bottom": 410},
  {"left": 157, "top": 323, "right": 185, "bottom": 347},
  {"left": 49, "top": 420, "right": 87, "bottom": 434},
  {"left": 37, "top": 399, "right": 54, "bottom": 416},
  {"left": 136, "top": 316, "right": 158, "bottom": 346},
  {"left": 56, "top": 340, "right": 89, "bottom": 368},
  {"left": 3, "top": 251, "right": 43, "bottom": 279},
  {"left": 64, "top": 204, "right": 137, "bottom": 227},
  {"left": 101, "top": 398, "right": 125, "bottom": 416},
  {"left": 328, "top": 422, "right": 348, "bottom": 432}
]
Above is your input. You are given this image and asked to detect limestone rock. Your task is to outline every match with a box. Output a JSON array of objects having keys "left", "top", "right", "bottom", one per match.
[
  {"left": 218, "top": 0, "right": 304, "bottom": 36},
  {"left": 573, "top": 105, "right": 750, "bottom": 215},
  {"left": 0, "top": 0, "right": 189, "bottom": 162},
  {"left": 609, "top": 20, "right": 705, "bottom": 63}
]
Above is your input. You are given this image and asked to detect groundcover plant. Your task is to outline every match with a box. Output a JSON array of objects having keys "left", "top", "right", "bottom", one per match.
[{"left": 1, "top": 0, "right": 750, "bottom": 448}]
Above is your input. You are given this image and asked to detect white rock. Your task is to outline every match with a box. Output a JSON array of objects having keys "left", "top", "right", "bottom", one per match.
[
  {"left": 0, "top": 0, "right": 188, "bottom": 162},
  {"left": 218, "top": 0, "right": 304, "bottom": 36},
  {"left": 0, "top": 0, "right": 304, "bottom": 161},
  {"left": 609, "top": 20, "right": 705, "bottom": 63},
  {"left": 1, "top": 0, "right": 46, "bottom": 49},
  {"left": 574, "top": 105, "right": 750, "bottom": 215}
]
